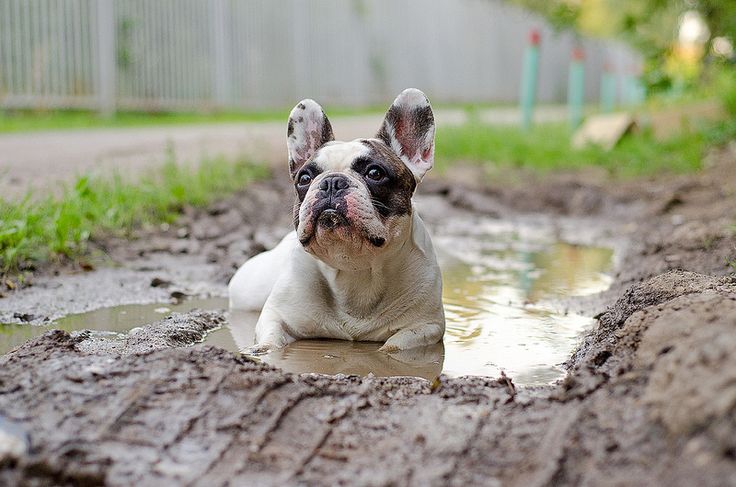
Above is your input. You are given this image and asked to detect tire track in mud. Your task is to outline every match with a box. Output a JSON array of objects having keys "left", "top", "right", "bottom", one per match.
[
  {"left": 1, "top": 150, "right": 736, "bottom": 485},
  {"left": 2, "top": 269, "right": 736, "bottom": 486}
]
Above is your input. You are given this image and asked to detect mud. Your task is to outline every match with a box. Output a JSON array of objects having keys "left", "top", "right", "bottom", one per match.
[
  {"left": 0, "top": 178, "right": 293, "bottom": 324},
  {"left": 0, "top": 145, "right": 735, "bottom": 484},
  {"left": 1, "top": 270, "right": 735, "bottom": 486}
]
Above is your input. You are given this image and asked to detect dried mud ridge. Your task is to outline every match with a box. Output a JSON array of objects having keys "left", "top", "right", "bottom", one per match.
[{"left": 1, "top": 149, "right": 736, "bottom": 485}]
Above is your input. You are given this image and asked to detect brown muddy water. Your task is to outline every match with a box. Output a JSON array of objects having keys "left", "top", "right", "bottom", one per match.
[{"left": 0, "top": 217, "right": 614, "bottom": 385}]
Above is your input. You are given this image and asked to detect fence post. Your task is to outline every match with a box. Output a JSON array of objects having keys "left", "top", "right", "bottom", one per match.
[
  {"left": 520, "top": 29, "right": 540, "bottom": 131},
  {"left": 211, "top": 0, "right": 231, "bottom": 109},
  {"left": 600, "top": 63, "right": 616, "bottom": 113},
  {"left": 292, "top": 0, "right": 310, "bottom": 98},
  {"left": 568, "top": 46, "right": 585, "bottom": 129},
  {"left": 96, "top": 0, "right": 116, "bottom": 117}
]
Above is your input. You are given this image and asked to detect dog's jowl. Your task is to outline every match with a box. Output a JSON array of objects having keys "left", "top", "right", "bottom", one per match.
[{"left": 229, "top": 89, "right": 445, "bottom": 353}]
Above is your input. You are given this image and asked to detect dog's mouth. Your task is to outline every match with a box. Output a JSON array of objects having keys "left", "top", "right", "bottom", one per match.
[
  {"left": 298, "top": 208, "right": 386, "bottom": 249},
  {"left": 317, "top": 209, "right": 347, "bottom": 230}
]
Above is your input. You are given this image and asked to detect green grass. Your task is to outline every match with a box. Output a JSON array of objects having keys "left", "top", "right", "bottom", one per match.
[
  {"left": 0, "top": 109, "right": 297, "bottom": 133},
  {"left": 435, "top": 120, "right": 736, "bottom": 178},
  {"left": 0, "top": 156, "right": 268, "bottom": 275},
  {"left": 0, "top": 105, "right": 388, "bottom": 133}
]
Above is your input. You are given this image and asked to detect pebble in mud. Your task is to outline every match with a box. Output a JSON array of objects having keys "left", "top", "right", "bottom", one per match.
[{"left": 150, "top": 277, "right": 171, "bottom": 288}]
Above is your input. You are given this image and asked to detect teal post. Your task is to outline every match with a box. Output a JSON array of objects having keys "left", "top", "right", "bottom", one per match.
[
  {"left": 520, "top": 29, "right": 541, "bottom": 131},
  {"left": 600, "top": 63, "right": 615, "bottom": 113},
  {"left": 568, "top": 47, "right": 585, "bottom": 129}
]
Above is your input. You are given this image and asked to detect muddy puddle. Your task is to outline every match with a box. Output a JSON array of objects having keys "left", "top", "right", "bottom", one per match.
[
  {"left": 1, "top": 215, "right": 614, "bottom": 385},
  {"left": 436, "top": 216, "right": 613, "bottom": 384},
  {"left": 0, "top": 297, "right": 233, "bottom": 355}
]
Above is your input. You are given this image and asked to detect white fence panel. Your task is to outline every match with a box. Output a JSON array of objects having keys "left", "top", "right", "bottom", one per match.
[{"left": 0, "top": 0, "right": 641, "bottom": 113}]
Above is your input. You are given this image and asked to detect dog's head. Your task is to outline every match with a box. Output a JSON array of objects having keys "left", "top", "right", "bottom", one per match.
[{"left": 287, "top": 88, "right": 435, "bottom": 271}]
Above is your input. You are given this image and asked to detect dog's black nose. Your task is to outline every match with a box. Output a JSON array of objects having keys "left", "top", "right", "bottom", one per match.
[{"left": 319, "top": 174, "right": 350, "bottom": 196}]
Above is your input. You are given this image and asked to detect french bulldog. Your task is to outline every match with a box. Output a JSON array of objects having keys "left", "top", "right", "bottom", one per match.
[{"left": 228, "top": 88, "right": 445, "bottom": 353}]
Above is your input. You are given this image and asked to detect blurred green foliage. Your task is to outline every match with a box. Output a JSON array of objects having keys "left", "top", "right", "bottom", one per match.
[
  {"left": 714, "top": 67, "right": 736, "bottom": 115},
  {"left": 511, "top": 0, "right": 735, "bottom": 55},
  {"left": 509, "top": 0, "right": 736, "bottom": 98}
]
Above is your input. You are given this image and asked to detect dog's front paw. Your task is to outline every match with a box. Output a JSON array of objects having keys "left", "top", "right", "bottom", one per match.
[
  {"left": 378, "top": 343, "right": 401, "bottom": 354},
  {"left": 380, "top": 324, "right": 445, "bottom": 353}
]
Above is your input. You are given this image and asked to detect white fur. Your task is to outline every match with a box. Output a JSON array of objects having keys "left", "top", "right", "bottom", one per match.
[
  {"left": 229, "top": 210, "right": 445, "bottom": 353},
  {"left": 228, "top": 231, "right": 299, "bottom": 310},
  {"left": 286, "top": 99, "right": 332, "bottom": 172},
  {"left": 229, "top": 90, "right": 444, "bottom": 354}
]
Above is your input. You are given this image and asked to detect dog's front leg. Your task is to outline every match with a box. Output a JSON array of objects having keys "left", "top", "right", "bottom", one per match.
[
  {"left": 379, "top": 323, "right": 445, "bottom": 353},
  {"left": 248, "top": 306, "right": 296, "bottom": 354}
]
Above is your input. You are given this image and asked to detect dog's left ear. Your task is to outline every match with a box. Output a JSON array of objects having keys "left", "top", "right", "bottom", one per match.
[
  {"left": 376, "top": 88, "right": 435, "bottom": 182},
  {"left": 287, "top": 99, "right": 335, "bottom": 178}
]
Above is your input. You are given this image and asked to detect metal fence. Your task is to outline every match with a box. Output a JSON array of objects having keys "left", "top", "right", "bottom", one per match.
[{"left": 0, "top": 0, "right": 640, "bottom": 114}]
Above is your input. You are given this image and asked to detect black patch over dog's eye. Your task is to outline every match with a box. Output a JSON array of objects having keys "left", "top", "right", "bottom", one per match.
[
  {"left": 297, "top": 172, "right": 312, "bottom": 186},
  {"left": 365, "top": 165, "right": 386, "bottom": 181}
]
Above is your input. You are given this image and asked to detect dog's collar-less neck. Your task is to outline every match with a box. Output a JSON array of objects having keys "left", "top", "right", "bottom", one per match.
[{"left": 314, "top": 212, "right": 421, "bottom": 315}]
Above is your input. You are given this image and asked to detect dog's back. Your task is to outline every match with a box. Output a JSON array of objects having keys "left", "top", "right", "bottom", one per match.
[{"left": 228, "top": 231, "right": 298, "bottom": 310}]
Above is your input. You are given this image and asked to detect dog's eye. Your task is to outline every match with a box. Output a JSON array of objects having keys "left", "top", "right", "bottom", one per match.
[
  {"left": 297, "top": 172, "right": 312, "bottom": 186},
  {"left": 365, "top": 166, "right": 385, "bottom": 181}
]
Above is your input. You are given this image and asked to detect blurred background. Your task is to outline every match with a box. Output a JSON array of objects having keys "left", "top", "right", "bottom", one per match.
[
  {"left": 1, "top": 0, "right": 734, "bottom": 114},
  {"left": 0, "top": 0, "right": 733, "bottom": 132},
  {"left": 0, "top": 0, "right": 644, "bottom": 113}
]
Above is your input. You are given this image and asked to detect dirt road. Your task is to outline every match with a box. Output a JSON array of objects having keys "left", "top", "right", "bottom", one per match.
[
  {"left": 0, "top": 144, "right": 735, "bottom": 485},
  {"left": 0, "top": 106, "right": 569, "bottom": 199}
]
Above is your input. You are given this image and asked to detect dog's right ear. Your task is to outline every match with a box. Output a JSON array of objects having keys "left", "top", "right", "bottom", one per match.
[
  {"left": 376, "top": 88, "right": 435, "bottom": 183},
  {"left": 287, "top": 100, "right": 334, "bottom": 178}
]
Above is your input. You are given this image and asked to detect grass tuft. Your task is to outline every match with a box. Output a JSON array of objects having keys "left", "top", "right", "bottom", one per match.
[
  {"left": 0, "top": 157, "right": 268, "bottom": 276},
  {"left": 435, "top": 121, "right": 736, "bottom": 178}
]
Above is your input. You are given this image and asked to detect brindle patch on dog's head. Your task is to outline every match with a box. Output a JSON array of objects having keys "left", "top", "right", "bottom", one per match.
[{"left": 356, "top": 138, "right": 416, "bottom": 218}]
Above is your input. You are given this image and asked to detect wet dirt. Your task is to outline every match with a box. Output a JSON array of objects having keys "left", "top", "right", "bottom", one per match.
[
  {"left": 0, "top": 145, "right": 735, "bottom": 485},
  {"left": 0, "top": 215, "right": 617, "bottom": 383}
]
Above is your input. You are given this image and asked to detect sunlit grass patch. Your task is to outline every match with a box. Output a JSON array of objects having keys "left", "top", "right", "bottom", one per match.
[
  {"left": 435, "top": 120, "right": 735, "bottom": 178},
  {"left": 0, "top": 157, "right": 268, "bottom": 276}
]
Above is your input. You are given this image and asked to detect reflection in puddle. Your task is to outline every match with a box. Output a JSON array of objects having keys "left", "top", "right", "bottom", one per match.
[
  {"left": 227, "top": 309, "right": 444, "bottom": 380},
  {"left": 0, "top": 216, "right": 614, "bottom": 385},
  {"left": 270, "top": 341, "right": 444, "bottom": 379},
  {"left": 437, "top": 218, "right": 613, "bottom": 384}
]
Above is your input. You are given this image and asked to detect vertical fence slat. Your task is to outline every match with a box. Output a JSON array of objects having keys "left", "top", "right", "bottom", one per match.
[
  {"left": 212, "top": 0, "right": 229, "bottom": 108},
  {"left": 95, "top": 0, "right": 115, "bottom": 115},
  {"left": 0, "top": 0, "right": 641, "bottom": 112},
  {"left": 0, "top": 0, "right": 12, "bottom": 94},
  {"left": 80, "top": 0, "right": 92, "bottom": 104}
]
